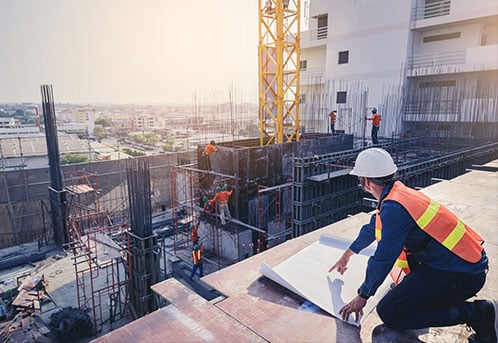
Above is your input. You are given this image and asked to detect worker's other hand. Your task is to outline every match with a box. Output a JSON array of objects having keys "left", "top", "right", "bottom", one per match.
[
  {"left": 328, "top": 249, "right": 354, "bottom": 275},
  {"left": 339, "top": 295, "right": 367, "bottom": 323}
]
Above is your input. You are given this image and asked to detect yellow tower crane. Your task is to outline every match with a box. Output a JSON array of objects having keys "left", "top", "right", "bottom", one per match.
[{"left": 258, "top": 0, "right": 300, "bottom": 146}]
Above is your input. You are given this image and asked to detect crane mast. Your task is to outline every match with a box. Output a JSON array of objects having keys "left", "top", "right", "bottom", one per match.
[{"left": 258, "top": 0, "right": 300, "bottom": 145}]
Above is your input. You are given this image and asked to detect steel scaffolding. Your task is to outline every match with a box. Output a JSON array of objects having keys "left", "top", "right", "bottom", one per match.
[
  {"left": 170, "top": 164, "right": 242, "bottom": 269},
  {"left": 257, "top": 183, "right": 293, "bottom": 250},
  {"left": 64, "top": 170, "right": 130, "bottom": 336}
]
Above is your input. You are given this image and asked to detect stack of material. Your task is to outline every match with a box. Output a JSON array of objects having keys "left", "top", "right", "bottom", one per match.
[
  {"left": 12, "top": 275, "right": 47, "bottom": 312},
  {"left": 0, "top": 313, "right": 51, "bottom": 342}
]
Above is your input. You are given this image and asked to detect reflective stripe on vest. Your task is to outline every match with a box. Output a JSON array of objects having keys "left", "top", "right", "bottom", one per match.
[
  {"left": 192, "top": 249, "right": 202, "bottom": 265},
  {"left": 377, "top": 181, "right": 484, "bottom": 264}
]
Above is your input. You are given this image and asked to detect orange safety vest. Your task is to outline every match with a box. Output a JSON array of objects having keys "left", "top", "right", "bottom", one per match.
[
  {"left": 204, "top": 144, "right": 218, "bottom": 156},
  {"left": 192, "top": 248, "right": 202, "bottom": 265},
  {"left": 368, "top": 113, "right": 382, "bottom": 126},
  {"left": 210, "top": 190, "right": 233, "bottom": 205},
  {"left": 375, "top": 181, "right": 484, "bottom": 284},
  {"left": 329, "top": 112, "right": 337, "bottom": 123},
  {"left": 191, "top": 226, "right": 199, "bottom": 242}
]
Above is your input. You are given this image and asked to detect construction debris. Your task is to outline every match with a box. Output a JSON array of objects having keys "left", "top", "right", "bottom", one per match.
[
  {"left": 0, "top": 312, "right": 51, "bottom": 342},
  {"left": 48, "top": 307, "right": 93, "bottom": 342},
  {"left": 12, "top": 275, "right": 52, "bottom": 312}
]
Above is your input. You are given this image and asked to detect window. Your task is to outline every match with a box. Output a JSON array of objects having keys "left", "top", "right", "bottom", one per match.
[
  {"left": 423, "top": 32, "right": 460, "bottom": 43},
  {"left": 336, "top": 91, "right": 347, "bottom": 104},
  {"left": 300, "top": 60, "right": 307, "bottom": 71},
  {"left": 299, "top": 94, "right": 307, "bottom": 104},
  {"left": 419, "top": 80, "right": 456, "bottom": 88},
  {"left": 338, "top": 51, "right": 349, "bottom": 64}
]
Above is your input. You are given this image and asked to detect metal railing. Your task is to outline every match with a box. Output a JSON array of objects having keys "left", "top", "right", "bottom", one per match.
[
  {"left": 411, "top": 0, "right": 451, "bottom": 20},
  {"left": 407, "top": 49, "right": 465, "bottom": 69},
  {"left": 309, "top": 26, "right": 328, "bottom": 41}
]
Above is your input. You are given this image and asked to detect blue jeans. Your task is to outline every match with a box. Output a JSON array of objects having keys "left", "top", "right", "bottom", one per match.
[
  {"left": 371, "top": 126, "right": 379, "bottom": 144},
  {"left": 190, "top": 263, "right": 204, "bottom": 279},
  {"left": 377, "top": 264, "right": 486, "bottom": 330}
]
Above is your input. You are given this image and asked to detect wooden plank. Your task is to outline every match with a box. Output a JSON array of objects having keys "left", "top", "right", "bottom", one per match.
[
  {"left": 215, "top": 284, "right": 361, "bottom": 343},
  {"left": 94, "top": 278, "right": 266, "bottom": 343}
]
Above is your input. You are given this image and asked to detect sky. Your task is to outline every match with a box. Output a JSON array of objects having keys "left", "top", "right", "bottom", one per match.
[{"left": 0, "top": 0, "right": 259, "bottom": 104}]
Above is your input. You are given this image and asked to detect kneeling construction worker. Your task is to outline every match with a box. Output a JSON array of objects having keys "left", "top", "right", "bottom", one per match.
[{"left": 329, "top": 148, "right": 496, "bottom": 343}]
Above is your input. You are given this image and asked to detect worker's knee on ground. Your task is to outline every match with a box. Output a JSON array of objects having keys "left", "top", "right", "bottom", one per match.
[{"left": 376, "top": 298, "right": 405, "bottom": 329}]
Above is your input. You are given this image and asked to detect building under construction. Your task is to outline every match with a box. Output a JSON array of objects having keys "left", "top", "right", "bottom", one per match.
[{"left": 0, "top": 0, "right": 496, "bottom": 341}]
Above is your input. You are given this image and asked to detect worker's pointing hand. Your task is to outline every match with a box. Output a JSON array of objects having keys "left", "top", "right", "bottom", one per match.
[
  {"left": 329, "top": 258, "right": 348, "bottom": 275},
  {"left": 328, "top": 249, "right": 354, "bottom": 275}
]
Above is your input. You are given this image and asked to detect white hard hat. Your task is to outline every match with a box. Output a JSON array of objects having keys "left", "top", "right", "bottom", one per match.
[{"left": 350, "top": 148, "right": 397, "bottom": 178}]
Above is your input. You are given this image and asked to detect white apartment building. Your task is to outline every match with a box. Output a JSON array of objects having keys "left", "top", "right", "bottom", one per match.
[
  {"left": 300, "top": 0, "right": 498, "bottom": 141},
  {"left": 133, "top": 114, "right": 156, "bottom": 132}
]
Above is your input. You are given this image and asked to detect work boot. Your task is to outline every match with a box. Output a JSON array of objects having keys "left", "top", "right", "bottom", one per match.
[{"left": 467, "top": 300, "right": 498, "bottom": 343}]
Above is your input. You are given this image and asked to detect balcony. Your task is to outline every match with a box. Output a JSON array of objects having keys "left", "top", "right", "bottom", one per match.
[
  {"left": 406, "top": 44, "right": 498, "bottom": 76},
  {"left": 411, "top": 0, "right": 451, "bottom": 21},
  {"left": 300, "top": 26, "right": 328, "bottom": 49},
  {"left": 300, "top": 67, "right": 326, "bottom": 86},
  {"left": 411, "top": 0, "right": 498, "bottom": 29}
]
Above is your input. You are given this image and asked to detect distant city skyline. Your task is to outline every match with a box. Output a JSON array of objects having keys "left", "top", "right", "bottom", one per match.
[{"left": 0, "top": 0, "right": 259, "bottom": 105}]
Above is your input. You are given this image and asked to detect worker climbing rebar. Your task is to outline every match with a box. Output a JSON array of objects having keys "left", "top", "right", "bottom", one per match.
[{"left": 189, "top": 221, "right": 199, "bottom": 244}]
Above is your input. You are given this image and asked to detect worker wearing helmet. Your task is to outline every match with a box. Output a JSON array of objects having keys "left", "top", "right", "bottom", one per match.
[
  {"left": 209, "top": 186, "right": 233, "bottom": 225},
  {"left": 329, "top": 148, "right": 495, "bottom": 342},
  {"left": 328, "top": 110, "right": 337, "bottom": 135},
  {"left": 189, "top": 241, "right": 204, "bottom": 280},
  {"left": 366, "top": 108, "right": 381, "bottom": 144},
  {"left": 203, "top": 140, "right": 218, "bottom": 170}
]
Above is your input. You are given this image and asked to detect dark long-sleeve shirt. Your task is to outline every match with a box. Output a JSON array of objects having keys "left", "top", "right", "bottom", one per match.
[{"left": 349, "top": 183, "right": 488, "bottom": 298}]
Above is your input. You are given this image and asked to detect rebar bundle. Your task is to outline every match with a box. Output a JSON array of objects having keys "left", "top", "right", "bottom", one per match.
[
  {"left": 126, "top": 158, "right": 152, "bottom": 238},
  {"left": 40, "top": 84, "right": 69, "bottom": 245},
  {"left": 126, "top": 157, "right": 159, "bottom": 317}
]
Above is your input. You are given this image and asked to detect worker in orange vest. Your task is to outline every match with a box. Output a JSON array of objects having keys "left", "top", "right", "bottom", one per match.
[
  {"left": 203, "top": 140, "right": 218, "bottom": 170},
  {"left": 209, "top": 186, "right": 233, "bottom": 225},
  {"left": 189, "top": 241, "right": 204, "bottom": 280},
  {"left": 366, "top": 108, "right": 381, "bottom": 144},
  {"left": 328, "top": 110, "right": 337, "bottom": 134},
  {"left": 189, "top": 222, "right": 199, "bottom": 244},
  {"left": 329, "top": 148, "right": 495, "bottom": 342}
]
